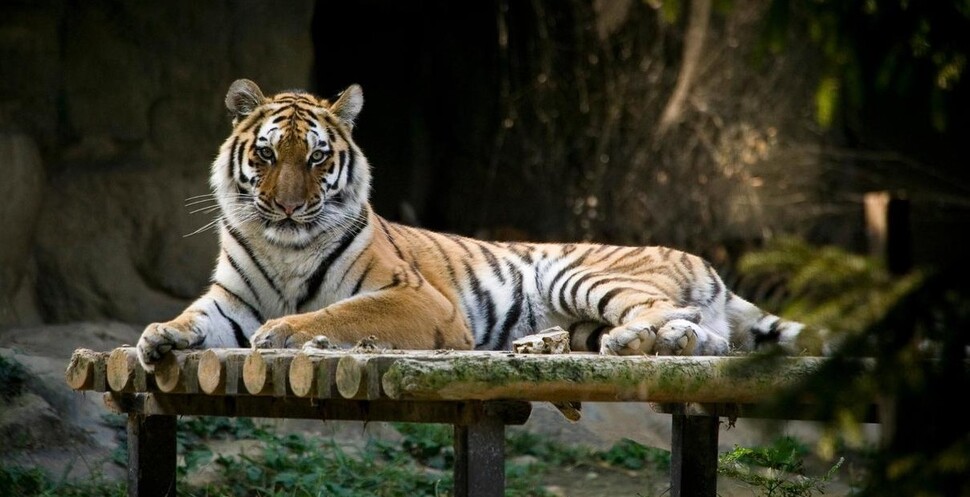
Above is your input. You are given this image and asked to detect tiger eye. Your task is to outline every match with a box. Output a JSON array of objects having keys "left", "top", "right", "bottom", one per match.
[
  {"left": 257, "top": 146, "right": 274, "bottom": 161},
  {"left": 310, "top": 150, "right": 327, "bottom": 162}
]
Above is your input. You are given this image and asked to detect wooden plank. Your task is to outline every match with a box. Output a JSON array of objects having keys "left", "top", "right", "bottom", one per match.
[
  {"left": 381, "top": 354, "right": 852, "bottom": 403},
  {"left": 127, "top": 414, "right": 176, "bottom": 497},
  {"left": 104, "top": 392, "right": 532, "bottom": 425},
  {"left": 76, "top": 348, "right": 883, "bottom": 410},
  {"left": 670, "top": 414, "right": 719, "bottom": 497}
]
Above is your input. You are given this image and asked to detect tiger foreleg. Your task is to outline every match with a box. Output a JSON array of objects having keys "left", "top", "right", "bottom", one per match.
[
  {"left": 137, "top": 313, "right": 206, "bottom": 372},
  {"left": 251, "top": 287, "right": 474, "bottom": 351},
  {"left": 137, "top": 285, "right": 262, "bottom": 371}
]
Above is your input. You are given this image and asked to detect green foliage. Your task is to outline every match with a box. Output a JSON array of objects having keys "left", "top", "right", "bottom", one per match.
[
  {"left": 597, "top": 438, "right": 671, "bottom": 471},
  {"left": 172, "top": 418, "right": 554, "bottom": 497},
  {"left": 180, "top": 415, "right": 262, "bottom": 440},
  {"left": 736, "top": 236, "right": 970, "bottom": 496},
  {"left": 504, "top": 428, "right": 593, "bottom": 467},
  {"left": 0, "top": 355, "right": 29, "bottom": 401},
  {"left": 0, "top": 465, "right": 125, "bottom": 497},
  {"left": 762, "top": 0, "right": 969, "bottom": 131},
  {"left": 392, "top": 422, "right": 455, "bottom": 469},
  {"left": 726, "top": 436, "right": 810, "bottom": 472},
  {"left": 719, "top": 437, "right": 844, "bottom": 497},
  {"left": 736, "top": 235, "right": 924, "bottom": 333}
]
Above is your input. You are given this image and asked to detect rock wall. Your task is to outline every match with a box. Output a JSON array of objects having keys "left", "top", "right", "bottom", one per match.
[{"left": 0, "top": 1, "right": 316, "bottom": 326}]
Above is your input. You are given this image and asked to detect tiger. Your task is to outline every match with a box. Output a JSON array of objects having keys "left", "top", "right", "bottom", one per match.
[{"left": 136, "top": 78, "right": 833, "bottom": 371}]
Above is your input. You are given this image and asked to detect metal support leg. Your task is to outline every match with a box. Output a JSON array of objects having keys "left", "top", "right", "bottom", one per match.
[
  {"left": 453, "top": 411, "right": 505, "bottom": 497},
  {"left": 127, "top": 414, "right": 176, "bottom": 497},
  {"left": 670, "top": 414, "right": 719, "bottom": 497}
]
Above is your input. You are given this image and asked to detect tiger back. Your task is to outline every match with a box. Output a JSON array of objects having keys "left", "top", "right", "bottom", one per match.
[{"left": 136, "top": 79, "right": 833, "bottom": 371}]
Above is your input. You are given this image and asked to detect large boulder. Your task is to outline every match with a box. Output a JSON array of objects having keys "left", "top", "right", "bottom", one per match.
[
  {"left": 0, "top": 134, "right": 45, "bottom": 327},
  {"left": 1, "top": 0, "right": 315, "bottom": 327}
]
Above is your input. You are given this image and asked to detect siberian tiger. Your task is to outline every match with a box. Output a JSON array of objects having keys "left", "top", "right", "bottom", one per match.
[{"left": 136, "top": 79, "right": 832, "bottom": 371}]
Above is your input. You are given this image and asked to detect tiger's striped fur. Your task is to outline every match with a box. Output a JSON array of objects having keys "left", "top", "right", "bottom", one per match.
[{"left": 136, "top": 80, "right": 832, "bottom": 370}]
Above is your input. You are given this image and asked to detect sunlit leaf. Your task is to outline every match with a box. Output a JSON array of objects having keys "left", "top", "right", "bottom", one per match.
[{"left": 814, "top": 75, "right": 840, "bottom": 129}]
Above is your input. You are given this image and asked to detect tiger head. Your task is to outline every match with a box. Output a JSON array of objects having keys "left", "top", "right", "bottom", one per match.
[{"left": 211, "top": 79, "right": 371, "bottom": 248}]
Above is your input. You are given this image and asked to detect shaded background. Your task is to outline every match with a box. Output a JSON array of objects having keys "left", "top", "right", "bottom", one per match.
[
  {"left": 3, "top": 0, "right": 968, "bottom": 328},
  {"left": 2, "top": 1, "right": 969, "bottom": 495}
]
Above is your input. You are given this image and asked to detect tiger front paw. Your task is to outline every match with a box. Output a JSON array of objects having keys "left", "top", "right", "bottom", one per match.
[
  {"left": 137, "top": 321, "right": 202, "bottom": 372},
  {"left": 599, "top": 324, "right": 657, "bottom": 356},
  {"left": 653, "top": 319, "right": 700, "bottom": 355},
  {"left": 252, "top": 319, "right": 313, "bottom": 349}
]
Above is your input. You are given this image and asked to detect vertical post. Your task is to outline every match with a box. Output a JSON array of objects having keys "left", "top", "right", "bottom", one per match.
[
  {"left": 127, "top": 414, "right": 177, "bottom": 497},
  {"left": 670, "top": 414, "right": 719, "bottom": 497},
  {"left": 864, "top": 191, "right": 911, "bottom": 275},
  {"left": 453, "top": 411, "right": 505, "bottom": 497}
]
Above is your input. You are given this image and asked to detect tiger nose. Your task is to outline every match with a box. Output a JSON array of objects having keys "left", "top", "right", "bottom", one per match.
[{"left": 274, "top": 199, "right": 302, "bottom": 216}]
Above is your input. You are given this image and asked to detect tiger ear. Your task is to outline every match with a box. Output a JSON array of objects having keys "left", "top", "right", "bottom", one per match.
[
  {"left": 225, "top": 79, "right": 266, "bottom": 124},
  {"left": 330, "top": 84, "right": 364, "bottom": 129}
]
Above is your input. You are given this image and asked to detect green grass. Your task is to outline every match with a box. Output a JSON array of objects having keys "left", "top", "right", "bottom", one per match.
[
  {"left": 1, "top": 416, "right": 674, "bottom": 497},
  {"left": 5, "top": 417, "right": 844, "bottom": 497},
  {"left": 0, "top": 465, "right": 124, "bottom": 497}
]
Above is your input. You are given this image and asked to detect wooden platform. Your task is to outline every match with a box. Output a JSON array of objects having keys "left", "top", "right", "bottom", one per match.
[{"left": 66, "top": 347, "right": 875, "bottom": 497}]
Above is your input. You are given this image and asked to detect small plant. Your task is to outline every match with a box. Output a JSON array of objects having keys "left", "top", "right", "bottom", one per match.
[
  {"left": 718, "top": 436, "right": 844, "bottom": 497},
  {"left": 505, "top": 428, "right": 593, "bottom": 467},
  {"left": 598, "top": 438, "right": 671, "bottom": 471},
  {"left": 392, "top": 422, "right": 455, "bottom": 469}
]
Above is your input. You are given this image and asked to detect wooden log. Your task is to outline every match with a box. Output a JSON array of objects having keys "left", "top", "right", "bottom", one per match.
[
  {"left": 154, "top": 351, "right": 202, "bottom": 394},
  {"left": 381, "top": 353, "right": 857, "bottom": 403},
  {"left": 335, "top": 355, "right": 395, "bottom": 400},
  {"left": 197, "top": 349, "right": 249, "bottom": 395},
  {"left": 65, "top": 348, "right": 110, "bottom": 391},
  {"left": 107, "top": 347, "right": 139, "bottom": 392},
  {"left": 243, "top": 350, "right": 299, "bottom": 396},
  {"left": 288, "top": 351, "right": 341, "bottom": 399}
]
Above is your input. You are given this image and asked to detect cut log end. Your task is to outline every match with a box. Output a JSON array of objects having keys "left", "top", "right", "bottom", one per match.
[
  {"left": 154, "top": 353, "right": 181, "bottom": 393},
  {"left": 243, "top": 350, "right": 269, "bottom": 395},
  {"left": 336, "top": 355, "right": 363, "bottom": 399},
  {"left": 289, "top": 353, "right": 315, "bottom": 397},
  {"left": 65, "top": 348, "right": 99, "bottom": 390},
  {"left": 107, "top": 348, "right": 136, "bottom": 392},
  {"left": 197, "top": 350, "right": 225, "bottom": 395}
]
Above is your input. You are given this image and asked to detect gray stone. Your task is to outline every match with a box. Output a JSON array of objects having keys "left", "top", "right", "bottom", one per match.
[{"left": 34, "top": 167, "right": 217, "bottom": 323}]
